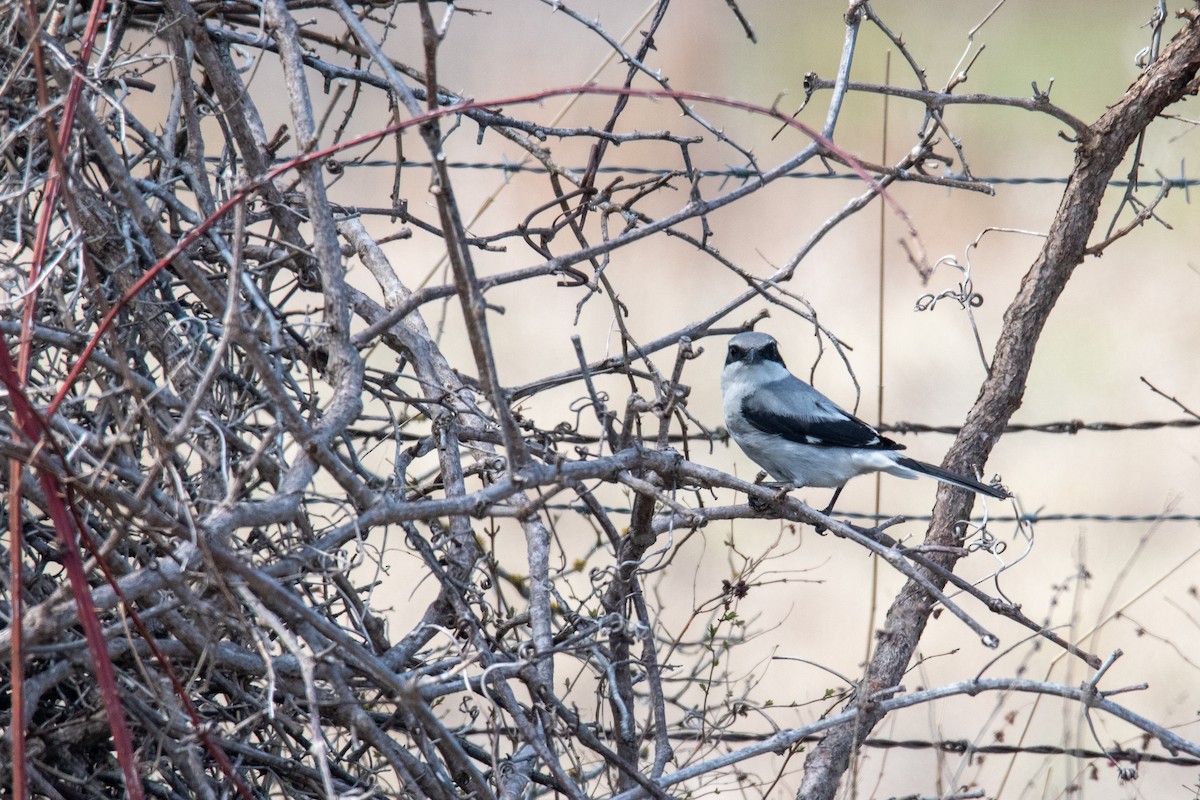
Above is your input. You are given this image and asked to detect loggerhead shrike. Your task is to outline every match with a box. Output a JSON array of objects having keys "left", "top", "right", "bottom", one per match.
[{"left": 721, "top": 331, "right": 1009, "bottom": 513}]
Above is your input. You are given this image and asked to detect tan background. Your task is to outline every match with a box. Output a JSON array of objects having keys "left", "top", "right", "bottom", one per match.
[{"left": 288, "top": 2, "right": 1200, "bottom": 797}]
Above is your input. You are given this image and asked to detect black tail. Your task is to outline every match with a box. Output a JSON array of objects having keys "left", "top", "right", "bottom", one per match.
[{"left": 894, "top": 456, "right": 1010, "bottom": 499}]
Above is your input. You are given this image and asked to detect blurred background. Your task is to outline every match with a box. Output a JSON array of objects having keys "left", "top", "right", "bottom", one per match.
[{"left": 174, "top": 1, "right": 1199, "bottom": 796}]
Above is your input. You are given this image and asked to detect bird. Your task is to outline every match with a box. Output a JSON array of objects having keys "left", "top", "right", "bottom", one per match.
[{"left": 720, "top": 331, "right": 1009, "bottom": 515}]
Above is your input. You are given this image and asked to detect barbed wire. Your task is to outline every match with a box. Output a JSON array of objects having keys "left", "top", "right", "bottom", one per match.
[
  {"left": 880, "top": 418, "right": 1200, "bottom": 435},
  {"left": 664, "top": 732, "right": 1200, "bottom": 768},
  {"left": 330, "top": 160, "right": 1199, "bottom": 190},
  {"left": 458, "top": 726, "right": 1199, "bottom": 767},
  {"left": 352, "top": 416, "right": 1200, "bottom": 446},
  {"left": 839, "top": 511, "right": 1200, "bottom": 524},
  {"left": 539, "top": 502, "right": 1200, "bottom": 525},
  {"left": 202, "top": 155, "right": 1199, "bottom": 190},
  {"left": 862, "top": 737, "right": 1192, "bottom": 766}
]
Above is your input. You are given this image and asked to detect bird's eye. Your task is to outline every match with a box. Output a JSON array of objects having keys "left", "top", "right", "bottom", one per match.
[{"left": 729, "top": 345, "right": 743, "bottom": 359}]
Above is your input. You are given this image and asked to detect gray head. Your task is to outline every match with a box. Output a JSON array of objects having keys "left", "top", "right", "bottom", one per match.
[{"left": 724, "top": 331, "right": 786, "bottom": 369}]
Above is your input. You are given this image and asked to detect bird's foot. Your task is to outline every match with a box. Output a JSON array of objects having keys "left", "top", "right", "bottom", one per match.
[
  {"left": 748, "top": 494, "right": 773, "bottom": 513},
  {"left": 748, "top": 473, "right": 792, "bottom": 513}
]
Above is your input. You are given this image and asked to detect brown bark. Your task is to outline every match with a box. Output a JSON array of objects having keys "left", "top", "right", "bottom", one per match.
[{"left": 796, "top": 14, "right": 1200, "bottom": 800}]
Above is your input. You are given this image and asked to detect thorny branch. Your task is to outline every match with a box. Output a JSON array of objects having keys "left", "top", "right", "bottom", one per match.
[
  {"left": 796, "top": 9, "right": 1200, "bottom": 800},
  {"left": 1, "top": 2, "right": 1197, "bottom": 799}
]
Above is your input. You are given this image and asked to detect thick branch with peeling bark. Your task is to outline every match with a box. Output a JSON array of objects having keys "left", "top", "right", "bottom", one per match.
[{"left": 796, "top": 14, "right": 1200, "bottom": 800}]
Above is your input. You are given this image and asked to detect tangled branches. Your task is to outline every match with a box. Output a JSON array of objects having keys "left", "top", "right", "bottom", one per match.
[{"left": 2, "top": 1, "right": 1200, "bottom": 798}]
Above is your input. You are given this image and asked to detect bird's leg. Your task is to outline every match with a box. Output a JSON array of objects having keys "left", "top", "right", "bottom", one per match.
[
  {"left": 819, "top": 486, "right": 844, "bottom": 516},
  {"left": 813, "top": 486, "right": 845, "bottom": 535}
]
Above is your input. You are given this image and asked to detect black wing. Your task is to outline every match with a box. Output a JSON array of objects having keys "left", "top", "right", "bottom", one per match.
[{"left": 740, "top": 383, "right": 905, "bottom": 451}]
